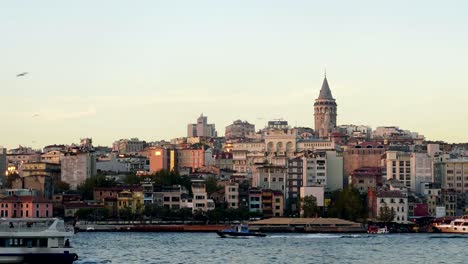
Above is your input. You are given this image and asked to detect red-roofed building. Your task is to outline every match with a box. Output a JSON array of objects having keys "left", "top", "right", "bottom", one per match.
[{"left": 0, "top": 196, "right": 53, "bottom": 218}]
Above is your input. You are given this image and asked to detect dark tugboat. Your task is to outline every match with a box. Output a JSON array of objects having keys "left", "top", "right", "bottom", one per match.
[{"left": 216, "top": 225, "right": 266, "bottom": 238}]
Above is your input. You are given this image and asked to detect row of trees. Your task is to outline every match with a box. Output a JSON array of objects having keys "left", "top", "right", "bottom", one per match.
[{"left": 77, "top": 204, "right": 263, "bottom": 223}]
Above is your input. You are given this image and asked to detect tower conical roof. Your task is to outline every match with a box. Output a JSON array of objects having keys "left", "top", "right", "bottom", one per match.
[{"left": 318, "top": 77, "right": 334, "bottom": 100}]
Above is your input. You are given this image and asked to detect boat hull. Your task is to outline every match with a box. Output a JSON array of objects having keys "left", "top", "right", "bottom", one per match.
[
  {"left": 216, "top": 231, "right": 266, "bottom": 238},
  {"left": 433, "top": 226, "right": 468, "bottom": 234},
  {"left": 0, "top": 252, "right": 78, "bottom": 264}
]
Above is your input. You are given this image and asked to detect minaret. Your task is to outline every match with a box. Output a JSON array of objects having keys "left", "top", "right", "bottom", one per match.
[{"left": 314, "top": 75, "right": 337, "bottom": 138}]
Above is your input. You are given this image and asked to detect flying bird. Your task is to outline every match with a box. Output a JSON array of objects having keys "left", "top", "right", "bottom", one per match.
[
  {"left": 16, "top": 72, "right": 28, "bottom": 77},
  {"left": 33, "top": 114, "right": 40, "bottom": 117}
]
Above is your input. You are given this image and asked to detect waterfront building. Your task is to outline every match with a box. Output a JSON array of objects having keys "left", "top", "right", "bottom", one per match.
[
  {"left": 186, "top": 181, "right": 215, "bottom": 212},
  {"left": 0, "top": 196, "right": 52, "bottom": 218},
  {"left": 420, "top": 182, "right": 442, "bottom": 216},
  {"left": 154, "top": 185, "right": 188, "bottom": 210},
  {"left": 314, "top": 76, "right": 337, "bottom": 139},
  {"left": 350, "top": 167, "right": 382, "bottom": 194},
  {"left": 141, "top": 179, "right": 154, "bottom": 205},
  {"left": 225, "top": 183, "right": 239, "bottom": 209},
  {"left": 225, "top": 120, "right": 255, "bottom": 140},
  {"left": 60, "top": 150, "right": 96, "bottom": 190},
  {"left": 187, "top": 114, "right": 217, "bottom": 138},
  {"left": 248, "top": 188, "right": 262, "bottom": 213},
  {"left": 442, "top": 189, "right": 457, "bottom": 217},
  {"left": 117, "top": 189, "right": 144, "bottom": 214},
  {"left": 94, "top": 186, "right": 143, "bottom": 202},
  {"left": 261, "top": 189, "right": 284, "bottom": 217},
  {"left": 375, "top": 190, "right": 408, "bottom": 223}
]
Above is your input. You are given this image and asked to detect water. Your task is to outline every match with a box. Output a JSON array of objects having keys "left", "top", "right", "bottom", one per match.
[{"left": 73, "top": 232, "right": 468, "bottom": 264}]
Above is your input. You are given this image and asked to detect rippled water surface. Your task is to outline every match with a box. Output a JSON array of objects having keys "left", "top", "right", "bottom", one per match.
[{"left": 73, "top": 232, "right": 468, "bottom": 264}]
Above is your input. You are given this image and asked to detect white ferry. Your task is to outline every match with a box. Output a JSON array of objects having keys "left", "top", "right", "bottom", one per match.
[
  {"left": 433, "top": 216, "right": 468, "bottom": 234},
  {"left": 0, "top": 218, "right": 78, "bottom": 263}
]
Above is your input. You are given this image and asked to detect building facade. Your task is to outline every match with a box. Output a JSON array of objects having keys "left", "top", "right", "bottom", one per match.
[
  {"left": 187, "top": 114, "right": 217, "bottom": 138},
  {"left": 61, "top": 151, "right": 97, "bottom": 190},
  {"left": 0, "top": 196, "right": 53, "bottom": 218},
  {"left": 225, "top": 120, "right": 255, "bottom": 140}
]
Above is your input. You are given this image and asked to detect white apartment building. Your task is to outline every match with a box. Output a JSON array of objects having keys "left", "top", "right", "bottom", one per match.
[
  {"left": 376, "top": 190, "right": 408, "bottom": 223},
  {"left": 410, "top": 152, "right": 434, "bottom": 194}
]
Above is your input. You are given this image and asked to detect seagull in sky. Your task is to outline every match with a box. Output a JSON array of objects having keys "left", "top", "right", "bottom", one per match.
[{"left": 16, "top": 72, "right": 28, "bottom": 77}]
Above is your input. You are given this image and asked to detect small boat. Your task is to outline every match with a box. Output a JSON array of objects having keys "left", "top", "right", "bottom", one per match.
[
  {"left": 85, "top": 226, "right": 95, "bottom": 232},
  {"left": 217, "top": 225, "right": 266, "bottom": 238},
  {"left": 433, "top": 216, "right": 468, "bottom": 234},
  {"left": 0, "top": 218, "right": 78, "bottom": 264},
  {"left": 367, "top": 225, "right": 389, "bottom": 234}
]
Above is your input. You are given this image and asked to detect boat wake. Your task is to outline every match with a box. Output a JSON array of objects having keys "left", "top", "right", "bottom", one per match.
[
  {"left": 429, "top": 235, "right": 468, "bottom": 239},
  {"left": 268, "top": 234, "right": 365, "bottom": 239}
]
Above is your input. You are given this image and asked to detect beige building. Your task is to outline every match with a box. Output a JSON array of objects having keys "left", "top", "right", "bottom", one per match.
[
  {"left": 435, "top": 159, "right": 468, "bottom": 193},
  {"left": 253, "top": 165, "right": 286, "bottom": 193},
  {"left": 385, "top": 151, "right": 411, "bottom": 188},
  {"left": 40, "top": 150, "right": 63, "bottom": 164},
  {"left": 61, "top": 151, "right": 97, "bottom": 190},
  {"left": 225, "top": 183, "right": 239, "bottom": 209}
]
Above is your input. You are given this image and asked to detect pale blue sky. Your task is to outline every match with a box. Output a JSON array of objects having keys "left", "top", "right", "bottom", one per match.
[{"left": 1, "top": 0, "right": 467, "bottom": 148}]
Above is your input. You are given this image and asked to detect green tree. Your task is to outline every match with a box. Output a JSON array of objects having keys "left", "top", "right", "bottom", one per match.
[
  {"left": 205, "top": 176, "right": 222, "bottom": 196},
  {"left": 119, "top": 207, "right": 134, "bottom": 221},
  {"left": 328, "top": 186, "right": 366, "bottom": 221},
  {"left": 378, "top": 205, "right": 396, "bottom": 222},
  {"left": 54, "top": 181, "right": 70, "bottom": 194},
  {"left": 77, "top": 175, "right": 117, "bottom": 200},
  {"left": 301, "top": 195, "right": 318, "bottom": 218},
  {"left": 123, "top": 174, "right": 141, "bottom": 185}
]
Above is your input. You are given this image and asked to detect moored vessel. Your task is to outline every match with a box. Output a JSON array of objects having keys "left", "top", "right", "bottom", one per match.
[
  {"left": 217, "top": 225, "right": 266, "bottom": 238},
  {"left": 433, "top": 216, "right": 468, "bottom": 234},
  {"left": 0, "top": 218, "right": 78, "bottom": 264}
]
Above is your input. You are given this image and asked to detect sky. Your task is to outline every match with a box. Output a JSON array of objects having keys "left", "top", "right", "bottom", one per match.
[{"left": 1, "top": 0, "right": 467, "bottom": 149}]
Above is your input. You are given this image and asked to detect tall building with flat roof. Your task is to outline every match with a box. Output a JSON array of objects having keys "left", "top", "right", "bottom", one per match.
[{"left": 187, "top": 114, "right": 217, "bottom": 138}]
